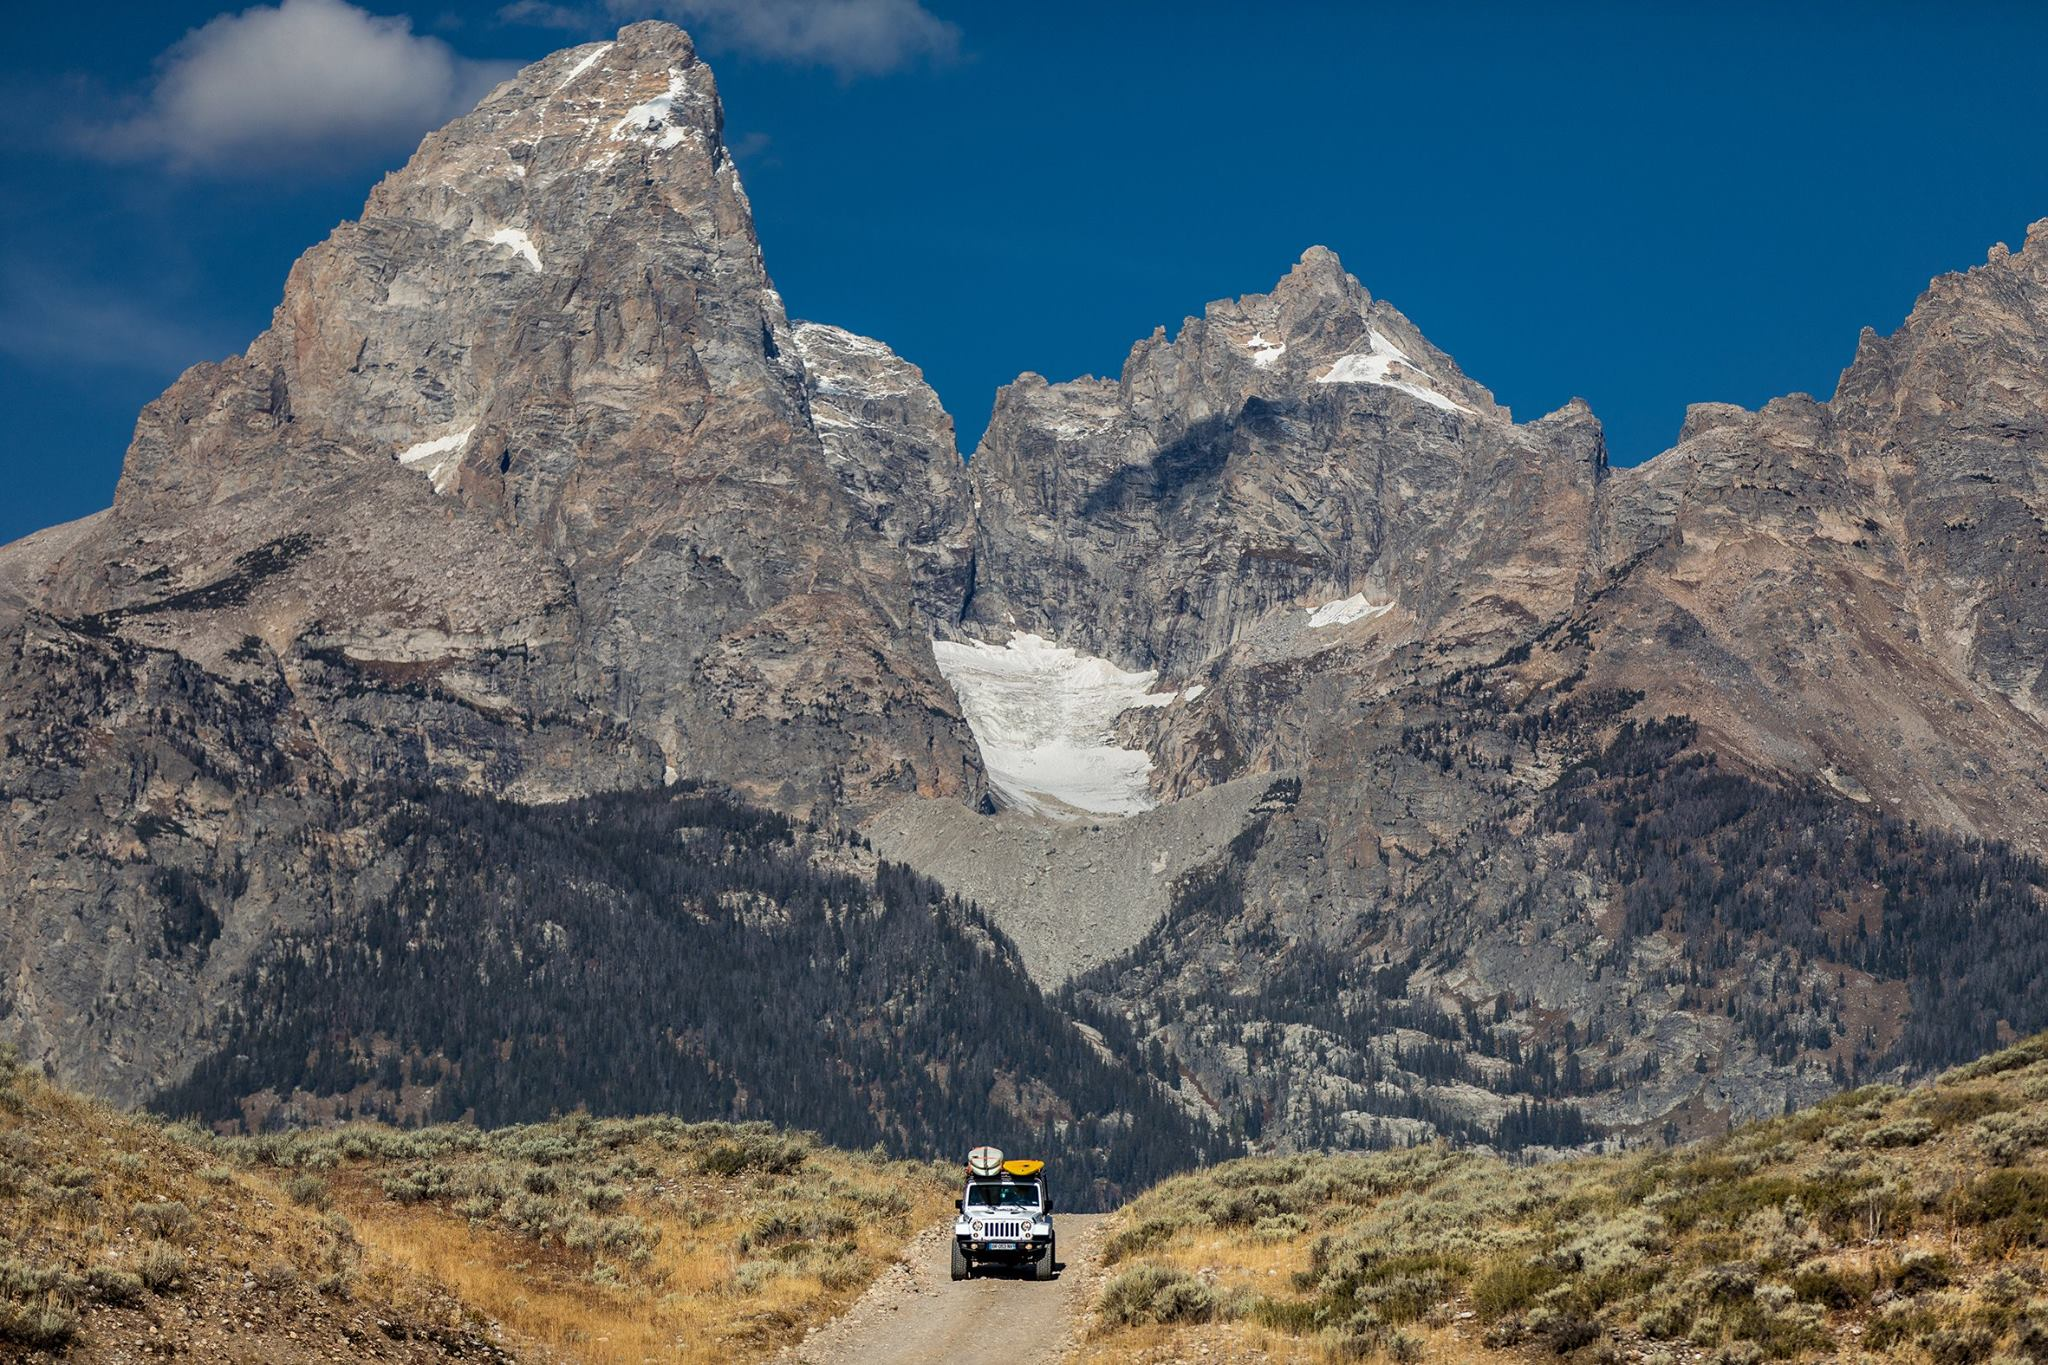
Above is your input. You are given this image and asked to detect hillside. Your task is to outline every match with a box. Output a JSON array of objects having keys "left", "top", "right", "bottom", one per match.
[
  {"left": 0, "top": 1046, "right": 952, "bottom": 1362},
  {"left": 1078, "top": 1032, "right": 2048, "bottom": 1363},
  {"left": 148, "top": 782, "right": 1219, "bottom": 1209}
]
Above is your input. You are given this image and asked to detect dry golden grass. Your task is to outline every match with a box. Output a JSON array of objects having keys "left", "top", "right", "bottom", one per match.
[
  {"left": 0, "top": 1047, "right": 951, "bottom": 1362},
  {"left": 305, "top": 1132, "right": 954, "bottom": 1364},
  {"left": 215, "top": 1114, "right": 956, "bottom": 1364},
  {"left": 0, "top": 1050, "right": 507, "bottom": 1360},
  {"left": 1081, "top": 1033, "right": 2048, "bottom": 1363}
]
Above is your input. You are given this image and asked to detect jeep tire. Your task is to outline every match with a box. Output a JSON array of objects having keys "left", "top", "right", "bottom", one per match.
[
  {"left": 1033, "top": 1235, "right": 1057, "bottom": 1281},
  {"left": 951, "top": 1240, "right": 970, "bottom": 1282}
]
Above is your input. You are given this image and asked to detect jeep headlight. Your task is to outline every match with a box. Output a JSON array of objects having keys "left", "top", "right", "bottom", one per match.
[{"left": 971, "top": 1217, "right": 985, "bottom": 1236}]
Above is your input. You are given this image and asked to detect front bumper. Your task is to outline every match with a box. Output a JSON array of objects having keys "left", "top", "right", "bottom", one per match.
[{"left": 957, "top": 1233, "right": 1052, "bottom": 1260}]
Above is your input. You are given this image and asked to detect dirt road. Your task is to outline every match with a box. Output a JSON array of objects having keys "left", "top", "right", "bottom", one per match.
[{"left": 788, "top": 1214, "right": 1109, "bottom": 1365}]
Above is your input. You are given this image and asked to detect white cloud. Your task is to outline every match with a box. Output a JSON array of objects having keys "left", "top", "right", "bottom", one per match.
[
  {"left": 92, "top": 0, "right": 519, "bottom": 173},
  {"left": 618, "top": 0, "right": 960, "bottom": 76}
]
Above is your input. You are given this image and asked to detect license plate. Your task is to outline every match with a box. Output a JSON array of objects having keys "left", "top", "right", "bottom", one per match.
[{"left": 988, "top": 1241, "right": 1016, "bottom": 1252}]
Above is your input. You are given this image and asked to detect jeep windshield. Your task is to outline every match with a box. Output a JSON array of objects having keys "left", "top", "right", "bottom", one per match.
[{"left": 965, "top": 1182, "right": 1040, "bottom": 1209}]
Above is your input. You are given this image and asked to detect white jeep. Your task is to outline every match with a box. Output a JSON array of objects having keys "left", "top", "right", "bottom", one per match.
[{"left": 950, "top": 1170, "right": 1056, "bottom": 1281}]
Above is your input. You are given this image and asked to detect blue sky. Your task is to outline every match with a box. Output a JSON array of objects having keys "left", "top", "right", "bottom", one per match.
[{"left": 4, "top": 0, "right": 2047, "bottom": 546}]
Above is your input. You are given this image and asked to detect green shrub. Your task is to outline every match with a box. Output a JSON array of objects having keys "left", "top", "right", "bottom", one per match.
[
  {"left": 816, "top": 1247, "right": 868, "bottom": 1291},
  {"left": 1688, "top": 1262, "right": 1759, "bottom": 1304},
  {"left": 287, "top": 1173, "right": 331, "bottom": 1209},
  {"left": 1789, "top": 1259, "right": 1870, "bottom": 1308},
  {"left": 699, "top": 1133, "right": 808, "bottom": 1177},
  {"left": 1866, "top": 1304, "right": 1939, "bottom": 1350},
  {"left": 1887, "top": 1249, "right": 1953, "bottom": 1293},
  {"left": 85, "top": 1265, "right": 144, "bottom": 1305},
  {"left": 1975, "top": 1112, "right": 2048, "bottom": 1165},
  {"left": 1924, "top": 1326, "right": 1997, "bottom": 1365},
  {"left": 1102, "top": 1215, "right": 1180, "bottom": 1263},
  {"left": 2015, "top": 1304, "right": 2048, "bottom": 1361},
  {"left": 252, "top": 1260, "right": 299, "bottom": 1292},
  {"left": 46, "top": 1187, "right": 101, "bottom": 1222},
  {"left": 0, "top": 1300, "right": 77, "bottom": 1349},
  {"left": 0, "top": 1259, "right": 50, "bottom": 1300},
  {"left": 1540, "top": 1309, "right": 1601, "bottom": 1353},
  {"left": 1638, "top": 1302, "right": 1692, "bottom": 1339},
  {"left": 577, "top": 1181, "right": 625, "bottom": 1213},
  {"left": 1098, "top": 1264, "right": 1217, "bottom": 1327},
  {"left": 381, "top": 1164, "right": 453, "bottom": 1205},
  {"left": 1948, "top": 1039, "right": 2048, "bottom": 1081},
  {"left": 138, "top": 1243, "right": 187, "bottom": 1293},
  {"left": 1250, "top": 1213, "right": 1307, "bottom": 1243},
  {"left": 731, "top": 1259, "right": 782, "bottom": 1295},
  {"left": 1915, "top": 1087, "right": 2014, "bottom": 1131},
  {"left": 1959, "top": 1171, "right": 2048, "bottom": 1251},
  {"left": 1246, "top": 1296, "right": 1321, "bottom": 1332},
  {"left": 1864, "top": 1118, "right": 1935, "bottom": 1149},
  {"left": 131, "top": 1199, "right": 193, "bottom": 1239}
]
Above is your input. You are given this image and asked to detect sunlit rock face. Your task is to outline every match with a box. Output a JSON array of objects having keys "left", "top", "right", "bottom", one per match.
[
  {"left": 962, "top": 247, "right": 1608, "bottom": 684},
  {"left": 0, "top": 22, "right": 982, "bottom": 1102}
]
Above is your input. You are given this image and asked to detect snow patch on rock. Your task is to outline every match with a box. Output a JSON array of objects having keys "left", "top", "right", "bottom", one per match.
[
  {"left": 556, "top": 42, "right": 611, "bottom": 89},
  {"left": 1246, "top": 331, "right": 1287, "bottom": 368},
  {"left": 486, "top": 228, "right": 542, "bottom": 272},
  {"left": 1316, "top": 328, "right": 1471, "bottom": 413},
  {"left": 792, "top": 323, "right": 914, "bottom": 407},
  {"left": 396, "top": 425, "right": 474, "bottom": 494},
  {"left": 1307, "top": 592, "right": 1393, "bottom": 628},
  {"left": 932, "top": 632, "right": 1180, "bottom": 819},
  {"left": 611, "top": 69, "right": 693, "bottom": 150}
]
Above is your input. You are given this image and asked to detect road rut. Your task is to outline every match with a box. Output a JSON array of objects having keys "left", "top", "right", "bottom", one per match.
[{"left": 788, "top": 1213, "right": 1108, "bottom": 1364}]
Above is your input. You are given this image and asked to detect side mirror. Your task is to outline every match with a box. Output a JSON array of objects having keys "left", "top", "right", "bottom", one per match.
[{"left": 954, "top": 1198, "right": 963, "bottom": 1211}]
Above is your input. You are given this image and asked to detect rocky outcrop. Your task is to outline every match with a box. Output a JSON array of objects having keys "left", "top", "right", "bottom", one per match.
[
  {"left": 790, "top": 321, "right": 974, "bottom": 627},
  {"left": 15, "top": 21, "right": 977, "bottom": 817}
]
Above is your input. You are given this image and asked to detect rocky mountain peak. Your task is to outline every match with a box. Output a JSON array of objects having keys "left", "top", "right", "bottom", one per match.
[
  {"left": 1831, "top": 215, "right": 2048, "bottom": 431},
  {"left": 962, "top": 251, "right": 1599, "bottom": 690}
]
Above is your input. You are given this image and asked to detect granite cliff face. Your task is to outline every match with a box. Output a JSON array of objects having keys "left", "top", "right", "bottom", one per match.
[
  {"left": 3, "top": 21, "right": 2046, "bottom": 1159},
  {"left": 964, "top": 247, "right": 1605, "bottom": 682},
  {"left": 0, "top": 23, "right": 981, "bottom": 1100},
  {"left": 1575, "top": 229, "right": 2048, "bottom": 851},
  {"left": 877, "top": 225, "right": 2048, "bottom": 1150}
]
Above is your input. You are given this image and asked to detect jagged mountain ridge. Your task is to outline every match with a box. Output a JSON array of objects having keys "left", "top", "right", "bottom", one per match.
[
  {"left": 0, "top": 23, "right": 982, "bottom": 1101},
  {"left": 1, "top": 20, "right": 2045, "bottom": 1158}
]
